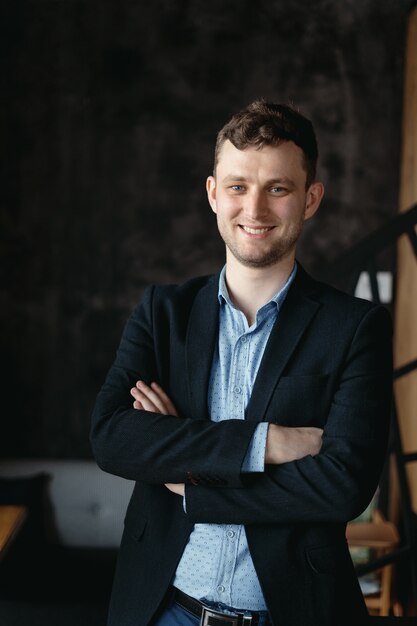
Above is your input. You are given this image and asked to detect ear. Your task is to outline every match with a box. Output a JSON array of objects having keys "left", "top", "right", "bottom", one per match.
[
  {"left": 206, "top": 176, "right": 217, "bottom": 214},
  {"left": 304, "top": 182, "right": 324, "bottom": 221}
]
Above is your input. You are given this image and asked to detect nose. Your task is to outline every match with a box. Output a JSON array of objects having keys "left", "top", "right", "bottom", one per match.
[{"left": 243, "top": 190, "right": 268, "bottom": 221}]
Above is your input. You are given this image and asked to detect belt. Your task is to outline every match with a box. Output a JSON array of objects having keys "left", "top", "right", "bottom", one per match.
[{"left": 172, "top": 588, "right": 270, "bottom": 626}]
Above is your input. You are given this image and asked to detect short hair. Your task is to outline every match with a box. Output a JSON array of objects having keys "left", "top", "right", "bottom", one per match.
[{"left": 214, "top": 99, "right": 318, "bottom": 188}]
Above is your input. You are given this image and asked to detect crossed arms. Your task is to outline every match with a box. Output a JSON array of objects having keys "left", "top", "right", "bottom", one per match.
[
  {"left": 130, "top": 380, "right": 324, "bottom": 497},
  {"left": 90, "top": 283, "right": 393, "bottom": 525}
]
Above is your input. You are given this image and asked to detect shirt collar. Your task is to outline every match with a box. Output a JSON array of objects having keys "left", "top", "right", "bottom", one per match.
[{"left": 217, "top": 261, "right": 298, "bottom": 311}]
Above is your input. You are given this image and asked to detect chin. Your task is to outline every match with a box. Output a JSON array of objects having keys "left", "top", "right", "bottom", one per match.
[{"left": 237, "top": 253, "right": 289, "bottom": 269}]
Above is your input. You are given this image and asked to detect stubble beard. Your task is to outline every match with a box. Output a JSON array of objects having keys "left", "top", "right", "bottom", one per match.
[{"left": 220, "top": 220, "right": 305, "bottom": 269}]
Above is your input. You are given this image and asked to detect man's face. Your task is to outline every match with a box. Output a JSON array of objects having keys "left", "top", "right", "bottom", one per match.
[{"left": 207, "top": 140, "right": 323, "bottom": 270}]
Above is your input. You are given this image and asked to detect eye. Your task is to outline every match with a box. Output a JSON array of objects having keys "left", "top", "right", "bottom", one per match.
[
  {"left": 270, "top": 186, "right": 287, "bottom": 194},
  {"left": 230, "top": 185, "right": 245, "bottom": 192}
]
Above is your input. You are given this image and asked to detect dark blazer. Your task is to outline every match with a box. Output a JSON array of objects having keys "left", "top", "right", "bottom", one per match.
[{"left": 90, "top": 264, "right": 393, "bottom": 626}]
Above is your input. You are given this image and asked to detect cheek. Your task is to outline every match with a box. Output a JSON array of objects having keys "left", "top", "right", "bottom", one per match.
[
  {"left": 216, "top": 197, "right": 240, "bottom": 219},
  {"left": 277, "top": 200, "right": 305, "bottom": 223}
]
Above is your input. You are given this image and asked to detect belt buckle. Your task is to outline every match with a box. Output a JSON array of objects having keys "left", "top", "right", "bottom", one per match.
[{"left": 201, "top": 605, "right": 246, "bottom": 626}]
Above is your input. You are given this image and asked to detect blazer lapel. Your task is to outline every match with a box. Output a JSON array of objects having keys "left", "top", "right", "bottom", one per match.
[
  {"left": 186, "top": 273, "right": 220, "bottom": 421},
  {"left": 246, "top": 268, "right": 321, "bottom": 422}
]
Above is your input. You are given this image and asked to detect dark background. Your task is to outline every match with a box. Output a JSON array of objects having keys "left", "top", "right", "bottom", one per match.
[{"left": 1, "top": 0, "right": 414, "bottom": 458}]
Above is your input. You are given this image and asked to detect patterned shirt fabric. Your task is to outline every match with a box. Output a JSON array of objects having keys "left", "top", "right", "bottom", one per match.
[{"left": 172, "top": 263, "right": 297, "bottom": 610}]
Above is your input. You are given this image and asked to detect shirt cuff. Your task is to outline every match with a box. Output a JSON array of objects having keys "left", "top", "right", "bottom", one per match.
[{"left": 241, "top": 422, "right": 268, "bottom": 472}]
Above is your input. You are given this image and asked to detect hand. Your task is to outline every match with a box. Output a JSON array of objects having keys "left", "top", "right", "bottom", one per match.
[
  {"left": 130, "top": 381, "right": 178, "bottom": 416},
  {"left": 265, "top": 424, "right": 323, "bottom": 464},
  {"left": 165, "top": 483, "right": 185, "bottom": 496}
]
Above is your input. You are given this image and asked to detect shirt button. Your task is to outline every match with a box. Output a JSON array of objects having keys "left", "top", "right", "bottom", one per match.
[
  {"left": 227, "top": 530, "right": 235, "bottom": 538},
  {"left": 233, "top": 386, "right": 242, "bottom": 394},
  {"left": 217, "top": 585, "right": 225, "bottom": 593},
  {"left": 240, "top": 336, "right": 247, "bottom": 343}
]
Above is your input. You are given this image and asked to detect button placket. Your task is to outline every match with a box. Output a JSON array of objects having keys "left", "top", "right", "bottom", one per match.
[
  {"left": 213, "top": 524, "right": 241, "bottom": 606},
  {"left": 230, "top": 332, "right": 250, "bottom": 417}
]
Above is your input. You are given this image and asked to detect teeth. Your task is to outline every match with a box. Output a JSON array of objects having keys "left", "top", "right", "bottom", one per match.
[{"left": 241, "top": 226, "right": 272, "bottom": 234}]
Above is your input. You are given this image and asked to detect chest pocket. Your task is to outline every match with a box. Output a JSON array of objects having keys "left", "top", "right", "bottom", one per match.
[{"left": 265, "top": 374, "right": 331, "bottom": 427}]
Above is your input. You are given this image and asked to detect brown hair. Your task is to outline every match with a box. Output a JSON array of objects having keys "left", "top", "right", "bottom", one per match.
[{"left": 214, "top": 99, "right": 318, "bottom": 188}]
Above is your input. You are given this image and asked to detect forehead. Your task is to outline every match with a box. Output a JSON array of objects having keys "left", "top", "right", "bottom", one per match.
[{"left": 216, "top": 140, "right": 306, "bottom": 181}]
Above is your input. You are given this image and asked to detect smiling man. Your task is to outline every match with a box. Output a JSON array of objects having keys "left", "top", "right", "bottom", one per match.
[
  {"left": 91, "top": 100, "right": 393, "bottom": 626},
  {"left": 208, "top": 140, "right": 321, "bottom": 270}
]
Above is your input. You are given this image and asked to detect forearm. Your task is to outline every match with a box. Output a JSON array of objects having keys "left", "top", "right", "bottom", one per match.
[
  {"left": 91, "top": 386, "right": 257, "bottom": 485},
  {"left": 185, "top": 431, "right": 389, "bottom": 525}
]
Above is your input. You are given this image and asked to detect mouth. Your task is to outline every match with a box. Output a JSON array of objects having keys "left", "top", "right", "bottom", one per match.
[{"left": 239, "top": 225, "right": 275, "bottom": 235}]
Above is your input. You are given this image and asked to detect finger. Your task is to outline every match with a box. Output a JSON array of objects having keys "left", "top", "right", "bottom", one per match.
[
  {"left": 135, "top": 381, "right": 168, "bottom": 413},
  {"left": 136, "top": 380, "right": 178, "bottom": 415},
  {"left": 131, "top": 387, "right": 146, "bottom": 408},
  {"left": 136, "top": 392, "right": 161, "bottom": 413},
  {"left": 132, "top": 385, "right": 165, "bottom": 414},
  {"left": 131, "top": 387, "right": 140, "bottom": 399},
  {"left": 150, "top": 382, "right": 178, "bottom": 416}
]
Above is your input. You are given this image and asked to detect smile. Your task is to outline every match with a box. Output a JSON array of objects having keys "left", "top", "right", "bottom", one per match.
[{"left": 239, "top": 225, "right": 275, "bottom": 235}]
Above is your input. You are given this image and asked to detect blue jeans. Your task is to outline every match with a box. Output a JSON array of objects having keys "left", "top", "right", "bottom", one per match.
[
  {"left": 152, "top": 599, "right": 199, "bottom": 625},
  {"left": 152, "top": 595, "right": 271, "bottom": 626}
]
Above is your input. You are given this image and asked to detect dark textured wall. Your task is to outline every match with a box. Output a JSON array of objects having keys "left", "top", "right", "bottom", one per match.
[{"left": 1, "top": 0, "right": 413, "bottom": 457}]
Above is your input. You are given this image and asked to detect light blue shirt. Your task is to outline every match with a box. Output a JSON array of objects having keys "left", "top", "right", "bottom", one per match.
[{"left": 172, "top": 263, "right": 297, "bottom": 610}]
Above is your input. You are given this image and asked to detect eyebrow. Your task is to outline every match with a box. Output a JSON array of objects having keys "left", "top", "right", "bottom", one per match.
[{"left": 221, "top": 175, "right": 295, "bottom": 186}]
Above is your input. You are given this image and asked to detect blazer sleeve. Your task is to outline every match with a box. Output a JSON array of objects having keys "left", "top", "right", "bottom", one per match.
[
  {"left": 185, "top": 304, "right": 393, "bottom": 525},
  {"left": 90, "top": 285, "right": 258, "bottom": 486}
]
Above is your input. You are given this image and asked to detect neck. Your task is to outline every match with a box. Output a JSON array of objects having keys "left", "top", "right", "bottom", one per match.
[{"left": 224, "top": 254, "right": 295, "bottom": 326}]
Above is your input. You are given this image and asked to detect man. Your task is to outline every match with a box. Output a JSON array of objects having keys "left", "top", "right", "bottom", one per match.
[{"left": 90, "top": 100, "right": 393, "bottom": 626}]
